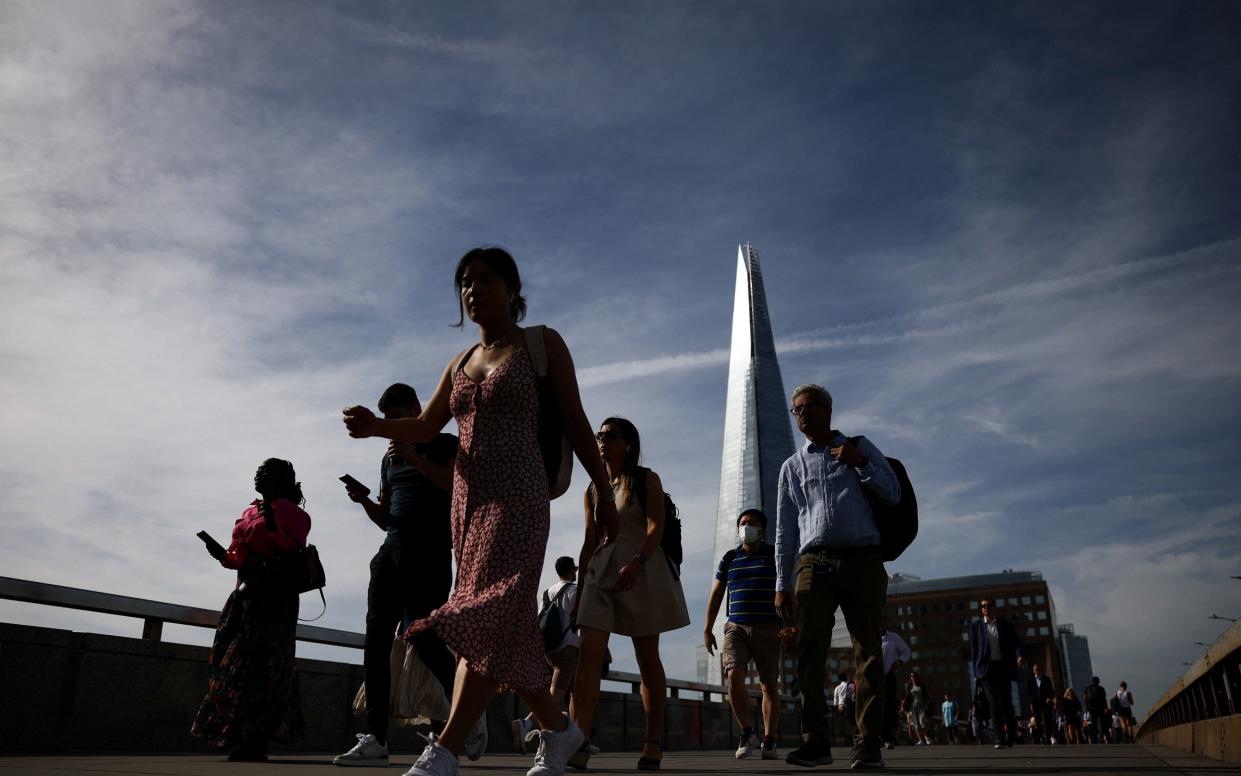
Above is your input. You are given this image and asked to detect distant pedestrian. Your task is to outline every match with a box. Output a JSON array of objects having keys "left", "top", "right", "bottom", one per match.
[
  {"left": 1082, "top": 677, "right": 1108, "bottom": 744},
  {"left": 570, "top": 417, "right": 691, "bottom": 771},
  {"left": 1028, "top": 663, "right": 1056, "bottom": 745},
  {"left": 906, "top": 672, "right": 932, "bottom": 745},
  {"left": 1061, "top": 688, "right": 1083, "bottom": 744},
  {"left": 880, "top": 618, "right": 911, "bottom": 749},
  {"left": 968, "top": 598, "right": 1025, "bottom": 748},
  {"left": 512, "top": 556, "right": 581, "bottom": 751},
  {"left": 704, "top": 508, "right": 783, "bottom": 760},
  {"left": 941, "top": 694, "right": 959, "bottom": 744},
  {"left": 1115, "top": 682, "right": 1135, "bottom": 741},
  {"left": 192, "top": 458, "right": 310, "bottom": 761},
  {"left": 834, "top": 673, "right": 856, "bottom": 740},
  {"left": 774, "top": 384, "right": 902, "bottom": 771}
]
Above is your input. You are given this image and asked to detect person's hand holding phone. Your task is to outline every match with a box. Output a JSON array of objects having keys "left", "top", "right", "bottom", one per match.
[{"left": 339, "top": 474, "right": 371, "bottom": 504}]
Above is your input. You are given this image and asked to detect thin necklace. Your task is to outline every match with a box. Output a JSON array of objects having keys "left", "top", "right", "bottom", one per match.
[{"left": 480, "top": 332, "right": 512, "bottom": 351}]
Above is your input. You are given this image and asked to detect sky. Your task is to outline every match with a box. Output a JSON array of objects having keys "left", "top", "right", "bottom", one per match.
[{"left": 2, "top": 0, "right": 1240, "bottom": 719}]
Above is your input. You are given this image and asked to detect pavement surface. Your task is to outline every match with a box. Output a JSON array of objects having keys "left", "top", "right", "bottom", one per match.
[{"left": 0, "top": 745, "right": 1235, "bottom": 776}]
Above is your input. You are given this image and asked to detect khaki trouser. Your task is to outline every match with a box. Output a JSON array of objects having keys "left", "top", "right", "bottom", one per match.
[{"left": 794, "top": 550, "right": 887, "bottom": 747}]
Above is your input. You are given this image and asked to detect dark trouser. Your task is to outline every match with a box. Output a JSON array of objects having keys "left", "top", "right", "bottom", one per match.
[
  {"left": 794, "top": 550, "right": 887, "bottom": 748},
  {"left": 1039, "top": 701, "right": 1057, "bottom": 743},
  {"left": 365, "top": 538, "right": 455, "bottom": 744},
  {"left": 880, "top": 670, "right": 899, "bottom": 743},
  {"left": 977, "top": 662, "right": 1015, "bottom": 745}
]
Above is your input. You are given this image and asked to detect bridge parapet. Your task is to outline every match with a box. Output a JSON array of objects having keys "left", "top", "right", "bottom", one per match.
[{"left": 1138, "top": 618, "right": 1241, "bottom": 763}]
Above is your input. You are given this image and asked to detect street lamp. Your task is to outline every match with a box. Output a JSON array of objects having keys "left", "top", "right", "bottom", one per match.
[{"left": 1209, "top": 614, "right": 1238, "bottom": 623}]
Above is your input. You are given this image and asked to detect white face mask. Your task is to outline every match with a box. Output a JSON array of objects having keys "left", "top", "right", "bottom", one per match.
[{"left": 738, "top": 524, "right": 762, "bottom": 544}]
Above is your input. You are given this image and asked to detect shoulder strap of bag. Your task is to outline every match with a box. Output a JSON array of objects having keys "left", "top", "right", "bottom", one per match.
[
  {"left": 525, "top": 325, "right": 549, "bottom": 378},
  {"left": 299, "top": 589, "right": 326, "bottom": 622}
]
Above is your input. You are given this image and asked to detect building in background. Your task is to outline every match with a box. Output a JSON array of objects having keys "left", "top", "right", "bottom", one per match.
[
  {"left": 822, "top": 570, "right": 1076, "bottom": 719},
  {"left": 706, "top": 243, "right": 796, "bottom": 686},
  {"left": 1057, "top": 623, "right": 1094, "bottom": 697}
]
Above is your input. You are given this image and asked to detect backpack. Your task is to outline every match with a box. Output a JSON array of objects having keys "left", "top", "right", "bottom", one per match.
[
  {"left": 525, "top": 325, "right": 573, "bottom": 499},
  {"left": 850, "top": 436, "right": 917, "bottom": 562},
  {"left": 631, "top": 465, "right": 683, "bottom": 578},
  {"left": 538, "top": 582, "right": 574, "bottom": 652}
]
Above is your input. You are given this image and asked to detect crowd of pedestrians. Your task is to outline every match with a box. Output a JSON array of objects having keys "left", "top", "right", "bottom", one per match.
[{"left": 188, "top": 246, "right": 1135, "bottom": 773}]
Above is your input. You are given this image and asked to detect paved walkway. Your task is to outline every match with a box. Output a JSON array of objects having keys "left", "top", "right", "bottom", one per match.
[{"left": 0, "top": 745, "right": 1234, "bottom": 776}]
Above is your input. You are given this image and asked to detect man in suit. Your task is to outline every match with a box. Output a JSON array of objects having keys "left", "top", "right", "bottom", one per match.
[
  {"left": 1028, "top": 663, "right": 1056, "bottom": 744},
  {"left": 969, "top": 598, "right": 1025, "bottom": 748}
]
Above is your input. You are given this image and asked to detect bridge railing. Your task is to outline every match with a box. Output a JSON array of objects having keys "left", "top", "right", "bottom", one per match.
[
  {"left": 1137, "top": 617, "right": 1241, "bottom": 760},
  {"left": 0, "top": 575, "right": 763, "bottom": 704}
]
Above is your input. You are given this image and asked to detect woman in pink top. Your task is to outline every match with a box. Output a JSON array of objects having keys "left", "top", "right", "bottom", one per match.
[{"left": 192, "top": 458, "right": 310, "bottom": 761}]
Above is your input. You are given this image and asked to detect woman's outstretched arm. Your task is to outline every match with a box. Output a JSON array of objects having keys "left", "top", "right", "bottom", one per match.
[{"left": 343, "top": 354, "right": 458, "bottom": 442}]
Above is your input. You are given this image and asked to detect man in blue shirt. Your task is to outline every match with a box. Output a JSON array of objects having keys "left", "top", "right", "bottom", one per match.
[
  {"left": 775, "top": 384, "right": 900, "bottom": 770},
  {"left": 704, "top": 508, "right": 782, "bottom": 760}
]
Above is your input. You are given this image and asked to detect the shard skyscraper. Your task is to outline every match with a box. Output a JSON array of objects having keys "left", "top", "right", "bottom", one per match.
[{"left": 706, "top": 244, "right": 796, "bottom": 683}]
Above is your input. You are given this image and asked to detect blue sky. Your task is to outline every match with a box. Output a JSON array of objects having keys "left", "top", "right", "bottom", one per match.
[{"left": 2, "top": 1, "right": 1240, "bottom": 717}]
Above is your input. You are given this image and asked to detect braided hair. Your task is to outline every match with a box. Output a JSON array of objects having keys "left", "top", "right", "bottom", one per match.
[{"left": 254, "top": 458, "right": 304, "bottom": 527}]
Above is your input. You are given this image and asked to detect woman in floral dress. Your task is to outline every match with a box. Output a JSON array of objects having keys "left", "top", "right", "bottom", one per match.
[{"left": 344, "top": 247, "right": 616, "bottom": 776}]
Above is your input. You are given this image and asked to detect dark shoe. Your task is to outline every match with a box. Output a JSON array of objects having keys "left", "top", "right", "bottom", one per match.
[
  {"left": 849, "top": 742, "right": 884, "bottom": 770},
  {"left": 637, "top": 739, "right": 662, "bottom": 770},
  {"left": 786, "top": 740, "right": 833, "bottom": 767}
]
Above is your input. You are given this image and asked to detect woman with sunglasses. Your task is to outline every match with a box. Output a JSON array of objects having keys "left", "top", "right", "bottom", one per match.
[
  {"left": 344, "top": 247, "right": 618, "bottom": 776},
  {"left": 568, "top": 417, "right": 690, "bottom": 771}
]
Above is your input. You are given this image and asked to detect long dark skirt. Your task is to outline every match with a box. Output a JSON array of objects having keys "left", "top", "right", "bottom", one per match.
[{"left": 191, "top": 587, "right": 305, "bottom": 747}]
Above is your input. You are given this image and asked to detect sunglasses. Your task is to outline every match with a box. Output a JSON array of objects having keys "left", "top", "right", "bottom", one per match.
[{"left": 595, "top": 430, "right": 620, "bottom": 442}]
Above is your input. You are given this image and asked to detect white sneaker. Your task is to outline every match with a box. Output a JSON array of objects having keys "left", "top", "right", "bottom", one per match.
[
  {"left": 735, "top": 732, "right": 758, "bottom": 759},
  {"left": 403, "top": 734, "right": 458, "bottom": 776},
  {"left": 586, "top": 743, "right": 601, "bottom": 754},
  {"left": 334, "top": 733, "right": 389, "bottom": 767},
  {"left": 512, "top": 718, "right": 537, "bottom": 752},
  {"left": 527, "top": 715, "right": 585, "bottom": 776},
  {"left": 463, "top": 714, "right": 488, "bottom": 761}
]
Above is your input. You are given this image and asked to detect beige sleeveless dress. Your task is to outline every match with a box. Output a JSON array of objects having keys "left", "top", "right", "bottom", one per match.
[{"left": 575, "top": 480, "right": 690, "bottom": 637}]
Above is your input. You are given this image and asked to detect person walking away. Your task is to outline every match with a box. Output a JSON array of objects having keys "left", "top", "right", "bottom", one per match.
[
  {"left": 880, "top": 618, "right": 911, "bottom": 749},
  {"left": 1115, "top": 682, "right": 1135, "bottom": 742},
  {"left": 193, "top": 459, "right": 310, "bottom": 761},
  {"left": 968, "top": 597, "right": 1025, "bottom": 748},
  {"left": 335, "top": 383, "right": 463, "bottom": 767},
  {"left": 570, "top": 417, "right": 691, "bottom": 771},
  {"left": 344, "top": 247, "right": 619, "bottom": 776},
  {"left": 704, "top": 508, "right": 783, "bottom": 760},
  {"left": 512, "top": 556, "right": 581, "bottom": 749},
  {"left": 1082, "top": 677, "right": 1108, "bottom": 744},
  {"left": 774, "top": 384, "right": 902, "bottom": 770}
]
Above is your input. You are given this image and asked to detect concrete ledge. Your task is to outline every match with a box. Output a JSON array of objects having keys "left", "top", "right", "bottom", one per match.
[{"left": 1141, "top": 714, "right": 1241, "bottom": 763}]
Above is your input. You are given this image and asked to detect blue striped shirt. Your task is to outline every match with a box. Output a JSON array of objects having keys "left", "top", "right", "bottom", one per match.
[{"left": 716, "top": 543, "right": 780, "bottom": 625}]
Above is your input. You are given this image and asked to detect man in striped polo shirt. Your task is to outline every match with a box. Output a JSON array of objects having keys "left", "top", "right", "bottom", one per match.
[{"left": 704, "top": 508, "right": 782, "bottom": 760}]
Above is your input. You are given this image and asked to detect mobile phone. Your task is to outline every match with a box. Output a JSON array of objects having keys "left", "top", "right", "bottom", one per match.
[
  {"left": 197, "top": 530, "right": 227, "bottom": 558},
  {"left": 339, "top": 474, "right": 371, "bottom": 497}
]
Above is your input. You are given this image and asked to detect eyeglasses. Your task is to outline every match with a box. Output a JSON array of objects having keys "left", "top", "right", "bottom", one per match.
[
  {"left": 595, "top": 430, "right": 620, "bottom": 442},
  {"left": 790, "top": 403, "right": 821, "bottom": 417}
]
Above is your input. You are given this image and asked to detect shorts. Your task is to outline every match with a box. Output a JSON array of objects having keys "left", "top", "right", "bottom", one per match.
[{"left": 720, "top": 621, "right": 781, "bottom": 685}]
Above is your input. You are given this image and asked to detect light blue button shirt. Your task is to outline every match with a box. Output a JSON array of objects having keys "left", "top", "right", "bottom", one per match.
[{"left": 774, "top": 432, "right": 901, "bottom": 590}]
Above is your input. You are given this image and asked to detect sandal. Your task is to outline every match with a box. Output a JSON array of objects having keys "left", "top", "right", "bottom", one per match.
[{"left": 637, "top": 738, "right": 662, "bottom": 771}]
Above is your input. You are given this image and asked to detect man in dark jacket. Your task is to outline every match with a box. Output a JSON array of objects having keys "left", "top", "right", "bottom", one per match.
[
  {"left": 969, "top": 598, "right": 1024, "bottom": 748},
  {"left": 1027, "top": 663, "right": 1056, "bottom": 744},
  {"left": 1082, "top": 677, "right": 1109, "bottom": 743}
]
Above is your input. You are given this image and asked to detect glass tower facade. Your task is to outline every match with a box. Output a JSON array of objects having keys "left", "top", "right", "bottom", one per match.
[
  {"left": 1058, "top": 624, "right": 1095, "bottom": 697},
  {"left": 707, "top": 244, "right": 796, "bottom": 684}
]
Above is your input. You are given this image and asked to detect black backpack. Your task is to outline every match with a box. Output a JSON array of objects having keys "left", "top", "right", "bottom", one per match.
[
  {"left": 538, "top": 582, "right": 574, "bottom": 652},
  {"left": 631, "top": 466, "right": 683, "bottom": 578},
  {"left": 850, "top": 437, "right": 917, "bottom": 562}
]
